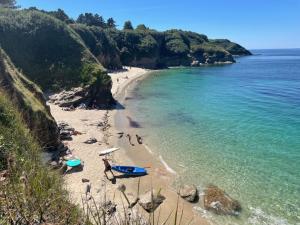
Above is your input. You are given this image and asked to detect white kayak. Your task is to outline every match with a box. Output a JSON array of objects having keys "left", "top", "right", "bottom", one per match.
[{"left": 99, "top": 147, "right": 120, "bottom": 156}]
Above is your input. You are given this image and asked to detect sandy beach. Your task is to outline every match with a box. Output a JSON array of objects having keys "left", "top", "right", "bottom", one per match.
[{"left": 49, "top": 67, "right": 209, "bottom": 225}]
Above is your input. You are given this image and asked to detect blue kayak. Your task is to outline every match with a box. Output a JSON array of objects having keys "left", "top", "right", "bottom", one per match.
[
  {"left": 66, "top": 159, "right": 81, "bottom": 167},
  {"left": 111, "top": 165, "right": 147, "bottom": 176}
]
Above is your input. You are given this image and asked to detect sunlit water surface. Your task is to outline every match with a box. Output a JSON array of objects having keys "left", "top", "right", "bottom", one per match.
[{"left": 125, "top": 49, "right": 300, "bottom": 225}]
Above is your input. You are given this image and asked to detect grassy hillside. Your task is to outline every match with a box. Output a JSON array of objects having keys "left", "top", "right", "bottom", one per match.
[
  {"left": 0, "top": 8, "right": 108, "bottom": 91},
  {"left": 71, "top": 24, "right": 122, "bottom": 69},
  {"left": 73, "top": 26, "right": 250, "bottom": 69},
  {"left": 0, "top": 92, "right": 82, "bottom": 224},
  {"left": 0, "top": 48, "right": 59, "bottom": 149},
  {"left": 210, "top": 39, "right": 252, "bottom": 56},
  {"left": 0, "top": 8, "right": 251, "bottom": 75}
]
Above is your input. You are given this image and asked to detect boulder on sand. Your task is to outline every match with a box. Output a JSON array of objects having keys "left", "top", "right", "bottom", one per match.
[
  {"left": 139, "top": 189, "right": 166, "bottom": 213},
  {"left": 179, "top": 184, "right": 198, "bottom": 202},
  {"left": 48, "top": 84, "right": 115, "bottom": 109},
  {"left": 82, "top": 178, "right": 90, "bottom": 183},
  {"left": 58, "top": 121, "right": 75, "bottom": 141},
  {"left": 83, "top": 138, "right": 97, "bottom": 144},
  {"left": 48, "top": 87, "right": 86, "bottom": 107},
  {"left": 203, "top": 185, "right": 241, "bottom": 215}
]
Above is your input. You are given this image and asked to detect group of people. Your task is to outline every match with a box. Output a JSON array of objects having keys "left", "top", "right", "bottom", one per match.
[{"left": 125, "top": 133, "right": 143, "bottom": 146}]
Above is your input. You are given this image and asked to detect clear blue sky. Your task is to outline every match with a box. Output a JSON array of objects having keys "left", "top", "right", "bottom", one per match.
[{"left": 18, "top": 0, "right": 300, "bottom": 49}]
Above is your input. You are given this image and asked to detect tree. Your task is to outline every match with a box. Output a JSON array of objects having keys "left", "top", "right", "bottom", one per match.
[
  {"left": 123, "top": 21, "right": 133, "bottom": 30},
  {"left": 77, "top": 13, "right": 106, "bottom": 28},
  {"left": 136, "top": 24, "right": 148, "bottom": 31},
  {"left": 49, "top": 9, "right": 74, "bottom": 24},
  {"left": 107, "top": 17, "right": 116, "bottom": 28},
  {"left": 0, "top": 0, "right": 17, "bottom": 8}
]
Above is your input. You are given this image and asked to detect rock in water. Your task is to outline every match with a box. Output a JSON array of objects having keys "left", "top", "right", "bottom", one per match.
[
  {"left": 179, "top": 184, "right": 198, "bottom": 202},
  {"left": 139, "top": 190, "right": 166, "bottom": 213},
  {"left": 203, "top": 185, "right": 241, "bottom": 215}
]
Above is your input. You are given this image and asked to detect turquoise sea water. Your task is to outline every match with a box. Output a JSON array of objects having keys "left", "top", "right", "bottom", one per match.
[{"left": 125, "top": 49, "right": 300, "bottom": 225}]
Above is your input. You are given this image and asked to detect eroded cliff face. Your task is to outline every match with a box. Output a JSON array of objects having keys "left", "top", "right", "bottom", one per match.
[{"left": 0, "top": 48, "right": 59, "bottom": 150}]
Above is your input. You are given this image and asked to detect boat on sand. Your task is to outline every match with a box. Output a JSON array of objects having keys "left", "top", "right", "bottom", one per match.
[{"left": 112, "top": 165, "right": 147, "bottom": 176}]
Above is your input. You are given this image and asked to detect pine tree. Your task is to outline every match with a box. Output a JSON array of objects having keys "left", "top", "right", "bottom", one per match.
[
  {"left": 107, "top": 17, "right": 116, "bottom": 28},
  {"left": 123, "top": 20, "right": 133, "bottom": 30}
]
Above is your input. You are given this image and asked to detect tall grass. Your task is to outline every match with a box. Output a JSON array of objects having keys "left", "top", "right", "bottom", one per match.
[
  {"left": 80, "top": 179, "right": 188, "bottom": 225},
  {"left": 0, "top": 93, "right": 83, "bottom": 224}
]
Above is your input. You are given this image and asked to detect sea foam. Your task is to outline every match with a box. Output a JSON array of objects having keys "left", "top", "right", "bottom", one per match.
[
  {"left": 159, "top": 155, "right": 177, "bottom": 174},
  {"left": 248, "top": 207, "right": 295, "bottom": 225}
]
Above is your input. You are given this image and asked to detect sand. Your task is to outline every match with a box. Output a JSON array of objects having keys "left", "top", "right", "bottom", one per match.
[{"left": 49, "top": 67, "right": 209, "bottom": 225}]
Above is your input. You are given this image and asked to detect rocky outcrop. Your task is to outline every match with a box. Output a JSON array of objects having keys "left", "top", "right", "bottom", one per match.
[
  {"left": 49, "top": 83, "right": 115, "bottom": 109},
  {"left": 58, "top": 121, "right": 75, "bottom": 141},
  {"left": 179, "top": 184, "right": 198, "bottom": 202},
  {"left": 203, "top": 185, "right": 241, "bottom": 215},
  {"left": 0, "top": 48, "right": 59, "bottom": 150},
  {"left": 139, "top": 190, "right": 166, "bottom": 213}
]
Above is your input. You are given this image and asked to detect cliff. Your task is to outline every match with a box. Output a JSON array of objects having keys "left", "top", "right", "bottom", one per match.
[
  {"left": 0, "top": 8, "right": 88, "bottom": 90},
  {"left": 0, "top": 8, "right": 251, "bottom": 73},
  {"left": 74, "top": 28, "right": 241, "bottom": 69},
  {"left": 0, "top": 48, "right": 59, "bottom": 150}
]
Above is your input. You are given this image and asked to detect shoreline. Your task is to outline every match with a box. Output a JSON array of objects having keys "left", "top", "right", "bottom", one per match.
[
  {"left": 108, "top": 67, "right": 210, "bottom": 224},
  {"left": 49, "top": 67, "right": 210, "bottom": 225}
]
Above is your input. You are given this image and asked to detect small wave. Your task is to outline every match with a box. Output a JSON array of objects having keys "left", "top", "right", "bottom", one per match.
[
  {"left": 159, "top": 155, "right": 177, "bottom": 174},
  {"left": 193, "top": 206, "right": 212, "bottom": 219},
  {"left": 248, "top": 207, "right": 293, "bottom": 225},
  {"left": 143, "top": 144, "right": 153, "bottom": 154}
]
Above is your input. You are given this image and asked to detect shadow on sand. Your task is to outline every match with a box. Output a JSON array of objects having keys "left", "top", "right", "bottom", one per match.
[{"left": 107, "top": 173, "right": 147, "bottom": 184}]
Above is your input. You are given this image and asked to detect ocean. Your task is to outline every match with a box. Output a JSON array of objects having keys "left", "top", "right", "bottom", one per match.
[{"left": 124, "top": 49, "right": 300, "bottom": 225}]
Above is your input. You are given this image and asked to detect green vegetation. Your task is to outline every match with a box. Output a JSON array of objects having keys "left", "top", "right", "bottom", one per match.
[
  {"left": 123, "top": 20, "right": 134, "bottom": 30},
  {"left": 0, "top": 7, "right": 251, "bottom": 77},
  {"left": 77, "top": 12, "right": 106, "bottom": 28},
  {"left": 107, "top": 17, "right": 116, "bottom": 28},
  {"left": 0, "top": 8, "right": 107, "bottom": 91},
  {"left": 71, "top": 23, "right": 122, "bottom": 69},
  {"left": 0, "top": 92, "right": 82, "bottom": 224},
  {"left": 210, "top": 39, "right": 252, "bottom": 55},
  {"left": 0, "top": 48, "right": 59, "bottom": 149},
  {"left": 136, "top": 24, "right": 149, "bottom": 31}
]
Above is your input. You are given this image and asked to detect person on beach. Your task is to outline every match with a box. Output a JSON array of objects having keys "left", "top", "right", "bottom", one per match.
[
  {"left": 136, "top": 134, "right": 143, "bottom": 144},
  {"left": 126, "top": 134, "right": 134, "bottom": 146},
  {"left": 118, "top": 132, "right": 124, "bottom": 139},
  {"left": 102, "top": 158, "right": 114, "bottom": 179}
]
